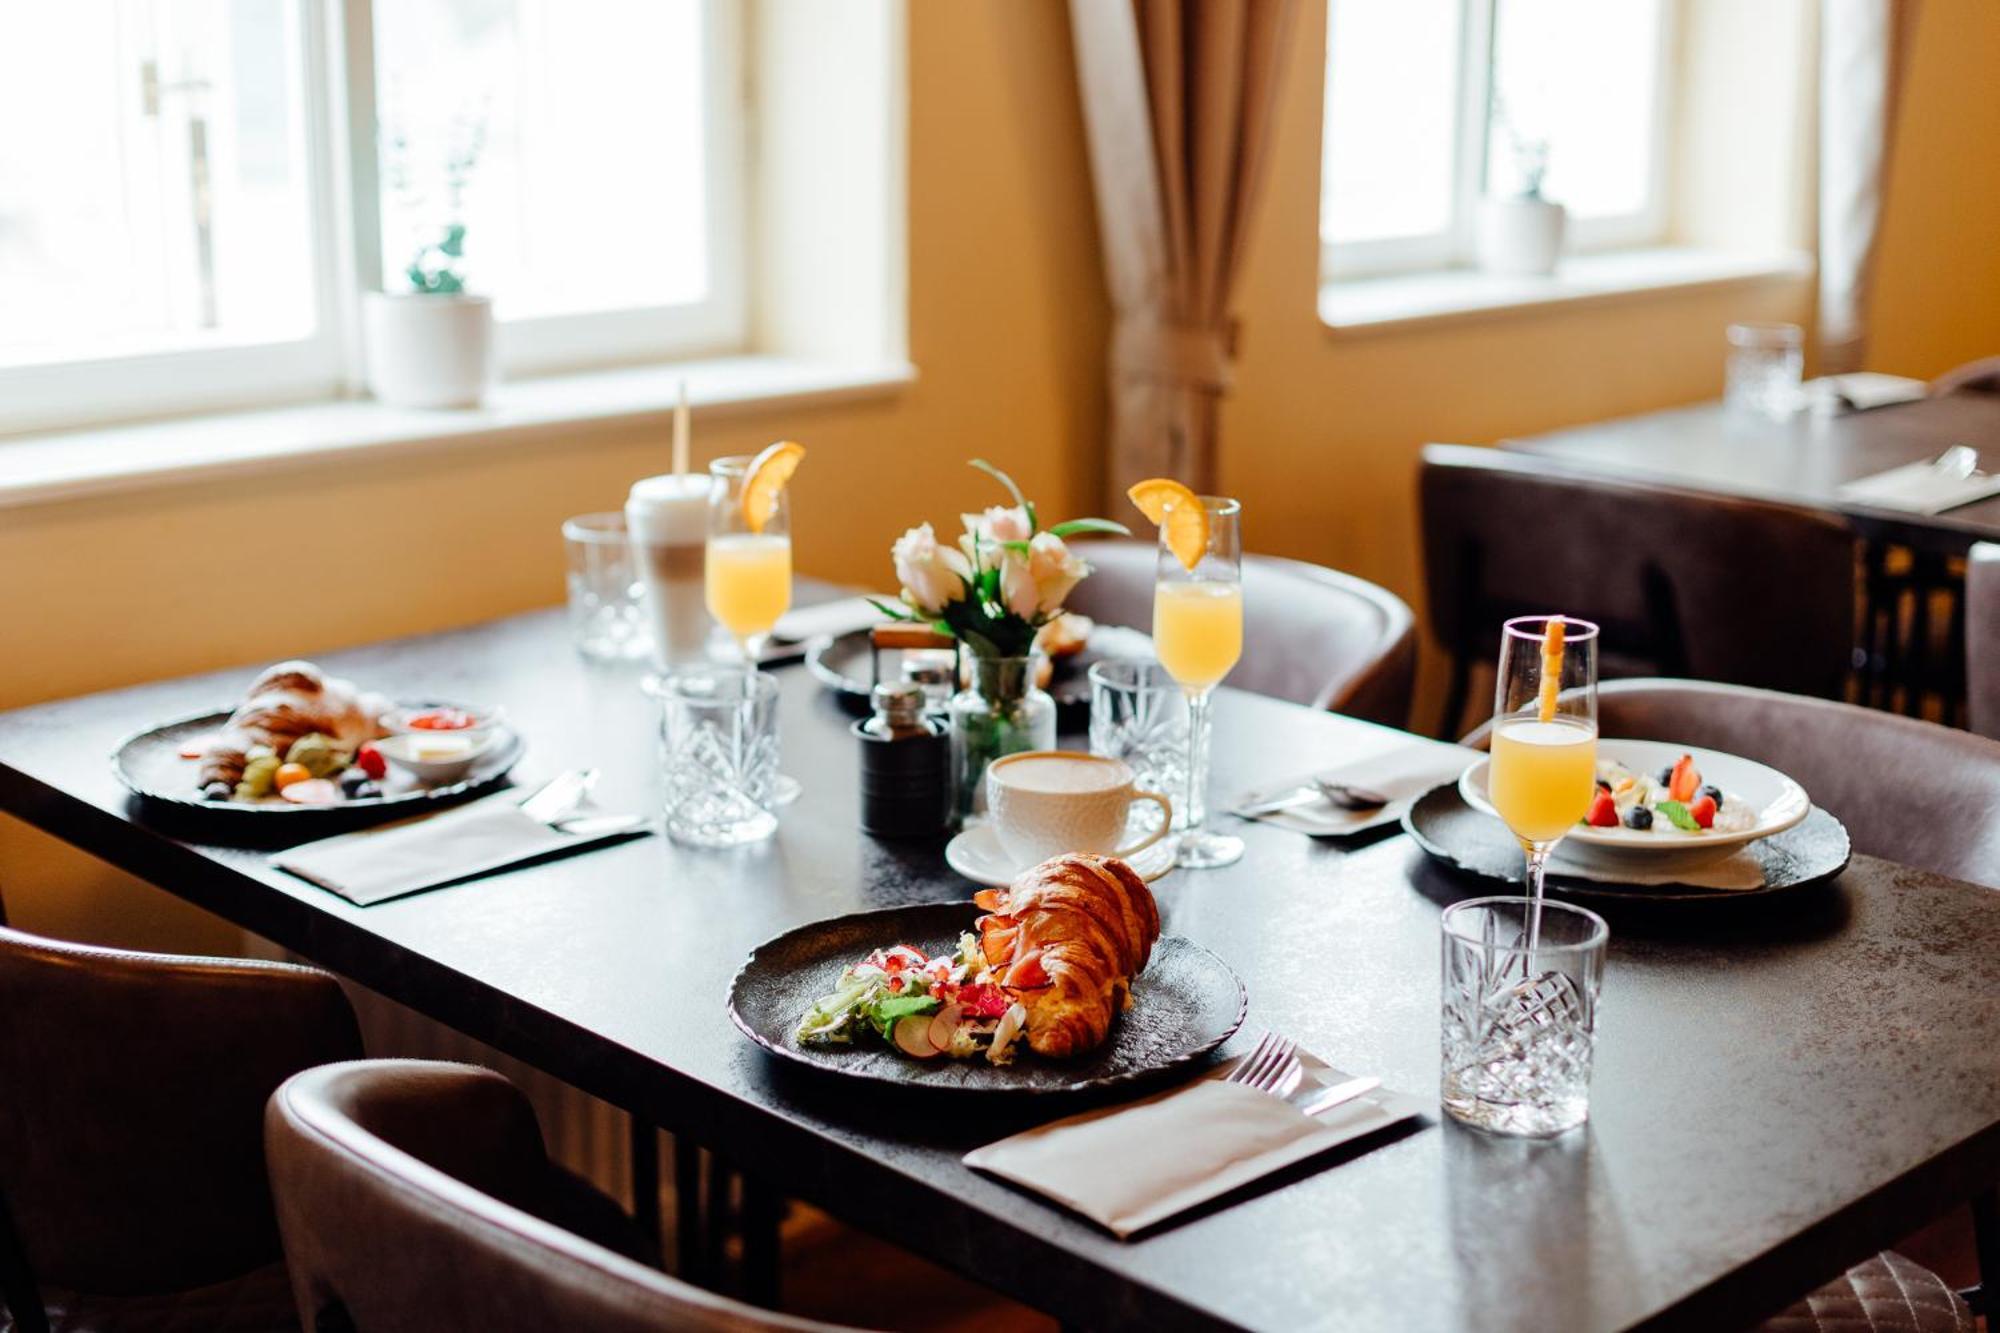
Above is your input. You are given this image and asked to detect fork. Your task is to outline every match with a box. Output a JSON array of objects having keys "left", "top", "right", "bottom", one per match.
[{"left": 1225, "top": 1031, "right": 1302, "bottom": 1100}]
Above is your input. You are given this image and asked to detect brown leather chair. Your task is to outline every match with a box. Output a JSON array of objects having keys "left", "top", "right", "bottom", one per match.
[
  {"left": 1930, "top": 355, "right": 2000, "bottom": 397},
  {"left": 265, "top": 1060, "right": 862, "bottom": 1333},
  {"left": 1419, "top": 444, "right": 1857, "bottom": 738},
  {"left": 1966, "top": 542, "right": 2000, "bottom": 741},
  {"left": 0, "top": 927, "right": 366, "bottom": 1333},
  {"left": 1064, "top": 539, "right": 1417, "bottom": 726}
]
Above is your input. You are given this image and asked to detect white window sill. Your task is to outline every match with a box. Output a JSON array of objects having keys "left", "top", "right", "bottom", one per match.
[
  {"left": 0, "top": 354, "right": 916, "bottom": 510},
  {"left": 1319, "top": 247, "right": 1814, "bottom": 336}
]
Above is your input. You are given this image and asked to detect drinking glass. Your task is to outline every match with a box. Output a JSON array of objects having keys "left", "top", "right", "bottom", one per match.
[
  {"left": 1150, "top": 496, "right": 1244, "bottom": 869},
  {"left": 1489, "top": 615, "right": 1599, "bottom": 918},
  {"left": 1088, "top": 659, "right": 1188, "bottom": 843},
  {"left": 562, "top": 513, "right": 650, "bottom": 663},
  {"left": 1441, "top": 895, "right": 1608, "bottom": 1136},
  {"left": 1725, "top": 321, "right": 1804, "bottom": 420},
  {"left": 704, "top": 456, "right": 793, "bottom": 665},
  {"left": 646, "top": 666, "right": 780, "bottom": 847},
  {"left": 705, "top": 456, "right": 801, "bottom": 803}
]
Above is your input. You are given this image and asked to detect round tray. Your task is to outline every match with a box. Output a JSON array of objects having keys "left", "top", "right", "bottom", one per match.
[
  {"left": 1401, "top": 782, "right": 1851, "bottom": 905},
  {"left": 805, "top": 625, "right": 1154, "bottom": 723},
  {"left": 728, "top": 902, "right": 1245, "bottom": 1096}
]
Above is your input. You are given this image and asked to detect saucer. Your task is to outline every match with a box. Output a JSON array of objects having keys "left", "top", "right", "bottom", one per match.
[{"left": 943, "top": 823, "right": 1179, "bottom": 888}]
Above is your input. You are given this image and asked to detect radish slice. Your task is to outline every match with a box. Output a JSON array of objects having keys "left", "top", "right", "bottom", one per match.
[
  {"left": 893, "top": 1016, "right": 940, "bottom": 1058},
  {"left": 927, "top": 1003, "right": 964, "bottom": 1053}
]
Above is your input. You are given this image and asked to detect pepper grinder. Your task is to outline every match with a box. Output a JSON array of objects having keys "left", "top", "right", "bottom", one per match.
[{"left": 854, "top": 682, "right": 953, "bottom": 839}]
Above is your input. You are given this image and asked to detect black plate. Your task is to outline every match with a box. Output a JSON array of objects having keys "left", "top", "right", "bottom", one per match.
[
  {"left": 113, "top": 709, "right": 526, "bottom": 819},
  {"left": 728, "top": 902, "right": 1246, "bottom": 1095},
  {"left": 1402, "top": 782, "right": 1852, "bottom": 904},
  {"left": 805, "top": 625, "right": 1155, "bottom": 721}
]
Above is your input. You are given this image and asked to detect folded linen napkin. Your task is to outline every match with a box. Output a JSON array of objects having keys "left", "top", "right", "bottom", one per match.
[
  {"left": 963, "top": 1050, "right": 1422, "bottom": 1238},
  {"left": 271, "top": 790, "right": 645, "bottom": 906},
  {"left": 1550, "top": 845, "right": 1767, "bottom": 892},
  {"left": 1232, "top": 739, "right": 1481, "bottom": 838},
  {"left": 769, "top": 596, "right": 894, "bottom": 646},
  {"left": 1837, "top": 459, "right": 2000, "bottom": 515}
]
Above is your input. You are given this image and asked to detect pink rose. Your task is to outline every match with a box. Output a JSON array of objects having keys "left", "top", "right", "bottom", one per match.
[{"left": 892, "top": 523, "right": 970, "bottom": 616}]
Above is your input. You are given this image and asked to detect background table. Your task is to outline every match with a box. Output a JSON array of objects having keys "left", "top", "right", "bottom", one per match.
[{"left": 1, "top": 609, "right": 1997, "bottom": 1331}]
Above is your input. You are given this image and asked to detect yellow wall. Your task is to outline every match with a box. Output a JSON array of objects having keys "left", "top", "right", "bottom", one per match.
[
  {"left": 0, "top": 1, "right": 1107, "bottom": 949},
  {"left": 4, "top": 0, "right": 1996, "bottom": 948}
]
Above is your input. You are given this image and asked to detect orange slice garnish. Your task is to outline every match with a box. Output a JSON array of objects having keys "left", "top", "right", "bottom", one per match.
[
  {"left": 1126, "top": 477, "right": 1208, "bottom": 572},
  {"left": 741, "top": 440, "right": 805, "bottom": 533},
  {"left": 1537, "top": 617, "right": 1566, "bottom": 722}
]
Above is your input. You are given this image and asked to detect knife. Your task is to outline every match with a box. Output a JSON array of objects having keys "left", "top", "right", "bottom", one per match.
[{"left": 1299, "top": 1075, "right": 1382, "bottom": 1118}]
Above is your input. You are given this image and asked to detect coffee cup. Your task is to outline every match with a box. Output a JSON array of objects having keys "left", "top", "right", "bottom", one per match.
[{"left": 984, "top": 751, "right": 1172, "bottom": 868}]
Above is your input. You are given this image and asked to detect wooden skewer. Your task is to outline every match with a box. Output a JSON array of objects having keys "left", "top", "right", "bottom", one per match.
[{"left": 1537, "top": 617, "right": 1566, "bottom": 723}]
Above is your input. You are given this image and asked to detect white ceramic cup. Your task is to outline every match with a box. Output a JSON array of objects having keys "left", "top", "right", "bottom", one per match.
[{"left": 984, "top": 751, "right": 1172, "bottom": 868}]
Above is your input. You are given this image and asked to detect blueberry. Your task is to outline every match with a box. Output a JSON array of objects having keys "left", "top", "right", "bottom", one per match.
[
  {"left": 1655, "top": 765, "right": 1675, "bottom": 785},
  {"left": 347, "top": 780, "right": 381, "bottom": 801},
  {"left": 338, "top": 767, "right": 369, "bottom": 796},
  {"left": 1699, "top": 783, "right": 1724, "bottom": 808},
  {"left": 1624, "top": 805, "right": 1654, "bottom": 830},
  {"left": 1595, "top": 778, "right": 1612, "bottom": 792},
  {"left": 201, "top": 781, "right": 233, "bottom": 802}
]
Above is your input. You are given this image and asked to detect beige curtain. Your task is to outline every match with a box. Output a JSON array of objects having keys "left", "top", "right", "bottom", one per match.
[
  {"left": 1068, "top": 0, "right": 1297, "bottom": 499},
  {"left": 1818, "top": 0, "right": 1920, "bottom": 372}
]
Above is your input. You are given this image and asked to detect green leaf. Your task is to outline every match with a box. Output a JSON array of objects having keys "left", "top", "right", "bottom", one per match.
[
  {"left": 866, "top": 992, "right": 940, "bottom": 1040},
  {"left": 866, "top": 596, "right": 913, "bottom": 622},
  {"left": 1025, "top": 500, "right": 1039, "bottom": 534},
  {"left": 1048, "top": 517, "right": 1132, "bottom": 539},
  {"left": 998, "top": 540, "right": 1033, "bottom": 558},
  {"left": 968, "top": 458, "right": 1029, "bottom": 516},
  {"left": 439, "top": 223, "right": 466, "bottom": 257},
  {"left": 1655, "top": 800, "right": 1699, "bottom": 832}
]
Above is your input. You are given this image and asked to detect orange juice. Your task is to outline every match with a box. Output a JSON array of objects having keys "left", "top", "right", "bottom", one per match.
[
  {"left": 1489, "top": 717, "right": 1597, "bottom": 846},
  {"left": 705, "top": 533, "right": 792, "bottom": 639},
  {"left": 1153, "top": 581, "right": 1243, "bottom": 690}
]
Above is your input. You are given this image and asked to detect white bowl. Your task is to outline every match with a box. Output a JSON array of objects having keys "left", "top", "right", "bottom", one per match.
[
  {"left": 373, "top": 731, "right": 495, "bottom": 786},
  {"left": 1460, "top": 737, "right": 1810, "bottom": 865}
]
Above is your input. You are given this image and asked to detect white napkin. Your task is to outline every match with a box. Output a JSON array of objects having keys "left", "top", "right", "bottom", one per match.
[
  {"left": 271, "top": 790, "right": 642, "bottom": 906},
  {"left": 963, "top": 1051, "right": 1422, "bottom": 1238},
  {"left": 1837, "top": 459, "right": 2000, "bottom": 515},
  {"left": 1232, "top": 740, "right": 1480, "bottom": 837},
  {"left": 1551, "top": 845, "right": 1767, "bottom": 892},
  {"left": 769, "top": 596, "right": 894, "bottom": 646}
]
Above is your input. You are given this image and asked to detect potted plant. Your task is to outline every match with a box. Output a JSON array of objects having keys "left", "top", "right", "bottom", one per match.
[
  {"left": 1476, "top": 108, "right": 1566, "bottom": 277},
  {"left": 364, "top": 117, "right": 495, "bottom": 409},
  {"left": 875, "top": 460, "right": 1127, "bottom": 815}
]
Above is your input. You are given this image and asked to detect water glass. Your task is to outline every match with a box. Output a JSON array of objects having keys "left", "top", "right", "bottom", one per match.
[
  {"left": 647, "top": 666, "right": 781, "bottom": 847},
  {"left": 1440, "top": 896, "right": 1608, "bottom": 1137},
  {"left": 563, "top": 513, "right": 650, "bottom": 663},
  {"left": 1088, "top": 659, "right": 1187, "bottom": 839},
  {"left": 1725, "top": 321, "right": 1804, "bottom": 420}
]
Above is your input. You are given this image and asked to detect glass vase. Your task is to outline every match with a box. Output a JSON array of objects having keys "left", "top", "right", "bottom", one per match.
[{"left": 949, "top": 654, "right": 1056, "bottom": 818}]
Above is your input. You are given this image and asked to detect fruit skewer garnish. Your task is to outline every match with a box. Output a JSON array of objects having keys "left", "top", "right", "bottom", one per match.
[{"left": 1537, "top": 615, "right": 1566, "bottom": 723}]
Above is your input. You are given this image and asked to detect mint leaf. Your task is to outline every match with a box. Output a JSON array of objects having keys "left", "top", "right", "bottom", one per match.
[{"left": 1655, "top": 800, "right": 1699, "bottom": 832}]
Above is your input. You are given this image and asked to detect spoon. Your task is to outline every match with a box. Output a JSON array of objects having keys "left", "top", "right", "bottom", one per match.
[{"left": 1238, "top": 777, "right": 1390, "bottom": 817}]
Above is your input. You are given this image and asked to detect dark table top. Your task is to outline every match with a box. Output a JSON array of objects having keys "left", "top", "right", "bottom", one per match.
[
  {"left": 2, "top": 609, "right": 1997, "bottom": 1332},
  {"left": 1503, "top": 392, "right": 2000, "bottom": 553}
]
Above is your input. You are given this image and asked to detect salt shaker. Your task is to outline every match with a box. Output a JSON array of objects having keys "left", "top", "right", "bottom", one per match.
[{"left": 854, "top": 682, "right": 953, "bottom": 839}]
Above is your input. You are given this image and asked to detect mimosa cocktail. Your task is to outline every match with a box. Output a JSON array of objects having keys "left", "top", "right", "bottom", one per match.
[
  {"left": 1488, "top": 615, "right": 1601, "bottom": 913},
  {"left": 1152, "top": 582, "right": 1243, "bottom": 690},
  {"left": 705, "top": 533, "right": 792, "bottom": 644},
  {"left": 1489, "top": 717, "right": 1597, "bottom": 846},
  {"left": 706, "top": 443, "right": 806, "bottom": 804}
]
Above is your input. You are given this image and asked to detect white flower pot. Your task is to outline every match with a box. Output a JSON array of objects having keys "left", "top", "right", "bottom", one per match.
[
  {"left": 363, "top": 292, "right": 496, "bottom": 409},
  {"left": 1476, "top": 196, "right": 1568, "bottom": 277}
]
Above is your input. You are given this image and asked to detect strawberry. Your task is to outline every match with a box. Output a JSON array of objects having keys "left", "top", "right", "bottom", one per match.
[
  {"left": 1689, "top": 794, "right": 1717, "bottom": 829},
  {"left": 1668, "top": 754, "right": 1700, "bottom": 804},
  {"left": 355, "top": 743, "right": 388, "bottom": 781},
  {"left": 1586, "top": 789, "right": 1619, "bottom": 827}
]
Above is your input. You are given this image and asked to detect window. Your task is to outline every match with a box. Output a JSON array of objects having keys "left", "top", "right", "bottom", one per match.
[
  {"left": 0, "top": 0, "right": 742, "bottom": 434},
  {"left": 1321, "top": 0, "right": 1673, "bottom": 278}
]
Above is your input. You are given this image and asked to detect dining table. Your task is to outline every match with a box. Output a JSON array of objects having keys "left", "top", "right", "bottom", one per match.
[
  {"left": 1, "top": 606, "right": 1997, "bottom": 1332},
  {"left": 1502, "top": 390, "right": 2000, "bottom": 719}
]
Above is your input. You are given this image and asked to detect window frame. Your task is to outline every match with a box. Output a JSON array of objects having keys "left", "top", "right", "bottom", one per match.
[
  {"left": 1321, "top": 0, "right": 1677, "bottom": 282},
  {"left": 0, "top": 0, "right": 748, "bottom": 437}
]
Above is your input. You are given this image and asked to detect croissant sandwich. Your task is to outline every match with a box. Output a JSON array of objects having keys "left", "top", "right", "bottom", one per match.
[
  {"left": 972, "top": 852, "right": 1161, "bottom": 1058},
  {"left": 198, "top": 660, "right": 390, "bottom": 788}
]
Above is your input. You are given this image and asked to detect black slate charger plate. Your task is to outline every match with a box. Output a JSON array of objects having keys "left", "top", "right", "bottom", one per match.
[
  {"left": 728, "top": 902, "right": 1247, "bottom": 1095},
  {"left": 1402, "top": 782, "right": 1852, "bottom": 904}
]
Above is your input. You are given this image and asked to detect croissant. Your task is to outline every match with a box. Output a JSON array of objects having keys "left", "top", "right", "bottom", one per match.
[
  {"left": 198, "top": 660, "right": 389, "bottom": 787},
  {"left": 973, "top": 853, "right": 1161, "bottom": 1058}
]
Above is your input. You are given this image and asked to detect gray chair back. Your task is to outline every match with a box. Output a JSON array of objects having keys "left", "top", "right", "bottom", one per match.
[
  {"left": 1065, "top": 539, "right": 1416, "bottom": 726},
  {"left": 266, "top": 1060, "right": 865, "bottom": 1333},
  {"left": 1967, "top": 542, "right": 2000, "bottom": 740},
  {"left": 1420, "top": 444, "right": 1857, "bottom": 737},
  {"left": 1582, "top": 679, "right": 2000, "bottom": 887}
]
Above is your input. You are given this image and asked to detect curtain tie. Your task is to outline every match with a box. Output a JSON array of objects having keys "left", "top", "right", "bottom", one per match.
[{"left": 1112, "top": 315, "right": 1235, "bottom": 393}]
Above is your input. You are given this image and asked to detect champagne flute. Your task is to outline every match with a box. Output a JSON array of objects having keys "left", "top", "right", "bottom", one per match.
[
  {"left": 705, "top": 455, "right": 801, "bottom": 803},
  {"left": 1151, "top": 496, "right": 1245, "bottom": 869},
  {"left": 1488, "top": 616, "right": 1600, "bottom": 924}
]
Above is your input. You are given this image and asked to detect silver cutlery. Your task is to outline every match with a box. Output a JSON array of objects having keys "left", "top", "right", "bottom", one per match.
[
  {"left": 518, "top": 770, "right": 594, "bottom": 824},
  {"left": 1225, "top": 1031, "right": 1302, "bottom": 1100},
  {"left": 1298, "top": 1074, "right": 1382, "bottom": 1118},
  {"left": 1238, "top": 776, "right": 1390, "bottom": 818},
  {"left": 549, "top": 812, "right": 651, "bottom": 838},
  {"left": 1933, "top": 443, "right": 1981, "bottom": 479}
]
